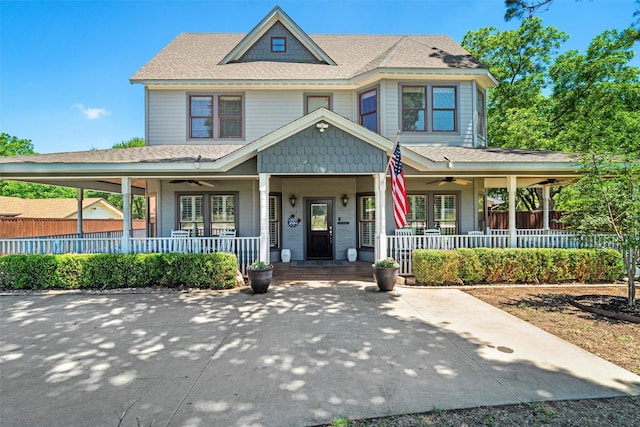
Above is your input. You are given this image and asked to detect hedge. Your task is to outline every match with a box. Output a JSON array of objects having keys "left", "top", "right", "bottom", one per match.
[
  {"left": 0, "top": 252, "right": 239, "bottom": 290},
  {"left": 412, "top": 248, "right": 624, "bottom": 285}
]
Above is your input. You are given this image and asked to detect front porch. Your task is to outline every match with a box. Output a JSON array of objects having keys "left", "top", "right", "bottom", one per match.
[{"left": 0, "top": 229, "right": 615, "bottom": 277}]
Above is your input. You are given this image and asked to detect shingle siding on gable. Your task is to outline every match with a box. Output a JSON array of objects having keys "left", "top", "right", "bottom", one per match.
[
  {"left": 258, "top": 125, "right": 387, "bottom": 173},
  {"left": 238, "top": 22, "right": 322, "bottom": 64}
]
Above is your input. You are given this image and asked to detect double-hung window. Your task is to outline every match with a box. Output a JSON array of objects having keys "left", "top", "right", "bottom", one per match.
[
  {"left": 179, "top": 195, "right": 205, "bottom": 236},
  {"left": 400, "top": 84, "right": 458, "bottom": 133},
  {"left": 189, "top": 94, "right": 243, "bottom": 139},
  {"left": 402, "top": 86, "right": 427, "bottom": 131},
  {"left": 269, "top": 195, "right": 280, "bottom": 248},
  {"left": 404, "top": 193, "right": 458, "bottom": 234},
  {"left": 476, "top": 89, "right": 486, "bottom": 141},
  {"left": 358, "top": 195, "right": 376, "bottom": 248},
  {"left": 210, "top": 195, "right": 235, "bottom": 234},
  {"left": 432, "top": 86, "right": 457, "bottom": 131},
  {"left": 406, "top": 195, "right": 427, "bottom": 234},
  {"left": 433, "top": 194, "right": 457, "bottom": 234},
  {"left": 359, "top": 88, "right": 378, "bottom": 132}
]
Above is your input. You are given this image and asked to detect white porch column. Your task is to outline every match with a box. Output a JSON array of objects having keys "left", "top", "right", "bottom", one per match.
[
  {"left": 76, "top": 188, "right": 84, "bottom": 235},
  {"left": 507, "top": 175, "right": 517, "bottom": 248},
  {"left": 122, "top": 177, "right": 132, "bottom": 253},
  {"left": 259, "top": 173, "right": 270, "bottom": 263},
  {"left": 542, "top": 185, "right": 551, "bottom": 230},
  {"left": 374, "top": 173, "right": 387, "bottom": 261}
]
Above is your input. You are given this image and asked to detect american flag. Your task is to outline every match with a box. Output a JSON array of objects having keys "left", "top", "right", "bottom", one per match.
[{"left": 390, "top": 140, "right": 408, "bottom": 229}]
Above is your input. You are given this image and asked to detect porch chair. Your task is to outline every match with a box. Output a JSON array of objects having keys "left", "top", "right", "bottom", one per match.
[
  {"left": 218, "top": 229, "right": 237, "bottom": 253},
  {"left": 171, "top": 229, "right": 190, "bottom": 253},
  {"left": 467, "top": 230, "right": 484, "bottom": 248},
  {"left": 394, "top": 228, "right": 414, "bottom": 267}
]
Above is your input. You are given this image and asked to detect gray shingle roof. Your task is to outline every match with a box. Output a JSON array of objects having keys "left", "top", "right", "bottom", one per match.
[
  {"left": 130, "top": 34, "right": 486, "bottom": 82},
  {"left": 406, "top": 146, "right": 577, "bottom": 163},
  {"left": 0, "top": 145, "right": 243, "bottom": 164}
]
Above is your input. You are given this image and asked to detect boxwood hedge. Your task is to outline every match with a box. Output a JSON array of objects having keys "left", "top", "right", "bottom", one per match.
[
  {"left": 0, "top": 252, "right": 239, "bottom": 290},
  {"left": 412, "top": 248, "right": 623, "bottom": 285}
]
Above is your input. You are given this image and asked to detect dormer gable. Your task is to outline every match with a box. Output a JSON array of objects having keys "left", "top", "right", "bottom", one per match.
[{"left": 219, "top": 6, "right": 336, "bottom": 65}]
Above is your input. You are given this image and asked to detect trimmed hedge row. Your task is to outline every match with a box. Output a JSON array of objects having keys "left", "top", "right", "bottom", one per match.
[
  {"left": 412, "top": 248, "right": 624, "bottom": 285},
  {"left": 0, "top": 252, "right": 239, "bottom": 290}
]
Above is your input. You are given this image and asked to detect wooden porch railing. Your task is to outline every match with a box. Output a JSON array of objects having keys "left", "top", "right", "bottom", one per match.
[
  {"left": 0, "top": 236, "right": 260, "bottom": 277},
  {"left": 388, "top": 232, "right": 618, "bottom": 275}
]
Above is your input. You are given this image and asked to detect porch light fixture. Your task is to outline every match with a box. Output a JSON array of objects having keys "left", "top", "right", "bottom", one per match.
[
  {"left": 316, "top": 122, "right": 329, "bottom": 133},
  {"left": 289, "top": 194, "right": 297, "bottom": 207},
  {"left": 341, "top": 194, "right": 349, "bottom": 207}
]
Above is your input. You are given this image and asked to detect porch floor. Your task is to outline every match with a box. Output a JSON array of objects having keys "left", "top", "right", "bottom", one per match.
[{"left": 271, "top": 260, "right": 375, "bottom": 285}]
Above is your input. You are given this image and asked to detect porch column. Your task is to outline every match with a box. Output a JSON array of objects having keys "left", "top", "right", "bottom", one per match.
[
  {"left": 121, "top": 177, "right": 132, "bottom": 254},
  {"left": 259, "top": 173, "right": 270, "bottom": 263},
  {"left": 76, "top": 188, "right": 83, "bottom": 236},
  {"left": 542, "top": 185, "right": 551, "bottom": 230},
  {"left": 375, "top": 173, "right": 387, "bottom": 261},
  {"left": 507, "top": 175, "right": 517, "bottom": 248}
]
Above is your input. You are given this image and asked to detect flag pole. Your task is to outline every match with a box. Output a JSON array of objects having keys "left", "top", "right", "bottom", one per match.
[{"left": 383, "top": 129, "right": 402, "bottom": 179}]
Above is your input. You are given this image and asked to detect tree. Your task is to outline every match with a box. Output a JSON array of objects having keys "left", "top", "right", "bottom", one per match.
[
  {"left": 0, "top": 133, "right": 34, "bottom": 156},
  {"left": 0, "top": 133, "right": 76, "bottom": 198},
  {"left": 504, "top": 0, "right": 640, "bottom": 30},
  {"left": 559, "top": 154, "right": 639, "bottom": 306},
  {"left": 85, "top": 137, "right": 146, "bottom": 219}
]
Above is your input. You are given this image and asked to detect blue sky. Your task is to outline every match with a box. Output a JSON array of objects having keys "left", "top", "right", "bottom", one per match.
[{"left": 1, "top": 0, "right": 638, "bottom": 154}]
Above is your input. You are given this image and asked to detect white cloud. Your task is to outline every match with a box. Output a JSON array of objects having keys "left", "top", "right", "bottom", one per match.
[{"left": 73, "top": 103, "right": 111, "bottom": 120}]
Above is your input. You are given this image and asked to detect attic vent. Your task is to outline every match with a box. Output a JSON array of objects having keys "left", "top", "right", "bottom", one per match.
[{"left": 271, "top": 36, "right": 286, "bottom": 52}]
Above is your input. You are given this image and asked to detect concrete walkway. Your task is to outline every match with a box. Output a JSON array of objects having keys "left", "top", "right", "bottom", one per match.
[{"left": 1, "top": 283, "right": 639, "bottom": 427}]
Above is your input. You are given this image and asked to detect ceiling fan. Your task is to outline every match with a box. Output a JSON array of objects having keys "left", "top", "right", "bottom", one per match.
[
  {"left": 528, "top": 178, "right": 564, "bottom": 187},
  {"left": 426, "top": 177, "right": 471, "bottom": 186},
  {"left": 169, "top": 179, "right": 216, "bottom": 188}
]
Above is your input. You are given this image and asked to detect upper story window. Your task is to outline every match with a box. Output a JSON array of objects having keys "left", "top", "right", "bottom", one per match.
[
  {"left": 271, "top": 37, "right": 286, "bottom": 52},
  {"left": 400, "top": 84, "right": 458, "bottom": 133},
  {"left": 359, "top": 88, "right": 378, "bottom": 132},
  {"left": 432, "top": 86, "right": 457, "bottom": 132},
  {"left": 402, "top": 86, "right": 427, "bottom": 131},
  {"left": 305, "top": 95, "right": 331, "bottom": 113},
  {"left": 189, "top": 94, "right": 243, "bottom": 139}
]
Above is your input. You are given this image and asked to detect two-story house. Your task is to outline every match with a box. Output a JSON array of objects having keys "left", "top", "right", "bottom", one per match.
[{"left": 0, "top": 6, "right": 577, "bottom": 271}]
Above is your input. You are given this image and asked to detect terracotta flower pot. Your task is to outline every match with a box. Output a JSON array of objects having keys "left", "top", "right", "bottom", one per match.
[
  {"left": 248, "top": 266, "right": 273, "bottom": 294},
  {"left": 373, "top": 266, "right": 399, "bottom": 292}
]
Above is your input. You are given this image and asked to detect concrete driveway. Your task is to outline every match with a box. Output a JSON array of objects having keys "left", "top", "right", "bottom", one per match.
[{"left": 1, "top": 284, "right": 639, "bottom": 427}]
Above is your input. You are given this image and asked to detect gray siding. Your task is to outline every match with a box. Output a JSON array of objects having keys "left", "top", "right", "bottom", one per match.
[
  {"left": 239, "top": 22, "right": 322, "bottom": 64},
  {"left": 258, "top": 125, "right": 387, "bottom": 173}
]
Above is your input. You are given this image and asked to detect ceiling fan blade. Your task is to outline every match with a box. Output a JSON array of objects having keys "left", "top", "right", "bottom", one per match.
[
  {"left": 456, "top": 179, "right": 471, "bottom": 185},
  {"left": 438, "top": 181, "right": 447, "bottom": 186},
  {"left": 426, "top": 179, "right": 442, "bottom": 185},
  {"left": 197, "top": 181, "right": 216, "bottom": 188}
]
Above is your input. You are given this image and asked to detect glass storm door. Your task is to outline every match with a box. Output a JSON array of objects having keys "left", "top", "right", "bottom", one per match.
[{"left": 306, "top": 199, "right": 333, "bottom": 259}]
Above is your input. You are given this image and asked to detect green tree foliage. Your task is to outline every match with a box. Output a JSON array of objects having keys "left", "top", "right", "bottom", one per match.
[
  {"left": 504, "top": 0, "right": 640, "bottom": 30},
  {"left": 0, "top": 133, "right": 75, "bottom": 198},
  {"left": 111, "top": 137, "right": 145, "bottom": 149}
]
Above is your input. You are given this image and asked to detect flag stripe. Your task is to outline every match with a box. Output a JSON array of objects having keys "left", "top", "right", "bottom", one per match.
[{"left": 390, "top": 140, "right": 408, "bottom": 229}]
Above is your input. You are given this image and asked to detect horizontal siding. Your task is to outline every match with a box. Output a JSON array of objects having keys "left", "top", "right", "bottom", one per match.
[
  {"left": 148, "top": 90, "right": 186, "bottom": 145},
  {"left": 245, "top": 91, "right": 303, "bottom": 142},
  {"left": 382, "top": 80, "right": 476, "bottom": 147}
]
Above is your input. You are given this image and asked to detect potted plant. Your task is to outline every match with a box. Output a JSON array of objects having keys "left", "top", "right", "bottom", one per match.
[
  {"left": 372, "top": 258, "right": 400, "bottom": 291},
  {"left": 248, "top": 261, "right": 273, "bottom": 294}
]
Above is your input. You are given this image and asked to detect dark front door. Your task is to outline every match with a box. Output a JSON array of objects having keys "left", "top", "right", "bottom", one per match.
[{"left": 306, "top": 199, "right": 333, "bottom": 259}]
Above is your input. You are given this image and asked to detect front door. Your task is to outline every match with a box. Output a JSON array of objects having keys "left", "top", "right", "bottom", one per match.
[{"left": 306, "top": 199, "right": 333, "bottom": 259}]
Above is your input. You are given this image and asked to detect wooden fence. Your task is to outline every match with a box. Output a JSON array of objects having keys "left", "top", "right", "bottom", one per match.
[
  {"left": 487, "top": 210, "right": 566, "bottom": 230},
  {"left": 0, "top": 218, "right": 146, "bottom": 238}
]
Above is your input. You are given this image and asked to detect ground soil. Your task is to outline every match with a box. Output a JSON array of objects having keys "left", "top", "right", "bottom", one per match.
[{"left": 321, "top": 284, "right": 640, "bottom": 427}]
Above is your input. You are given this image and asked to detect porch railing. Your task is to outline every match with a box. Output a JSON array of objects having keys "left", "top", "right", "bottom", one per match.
[
  {"left": 0, "top": 236, "right": 260, "bottom": 277},
  {"left": 388, "top": 232, "right": 618, "bottom": 275}
]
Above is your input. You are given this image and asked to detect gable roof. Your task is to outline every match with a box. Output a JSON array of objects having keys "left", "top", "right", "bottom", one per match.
[
  {"left": 130, "top": 6, "right": 495, "bottom": 87},
  {"left": 0, "top": 197, "right": 122, "bottom": 219},
  {"left": 220, "top": 6, "right": 335, "bottom": 65}
]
